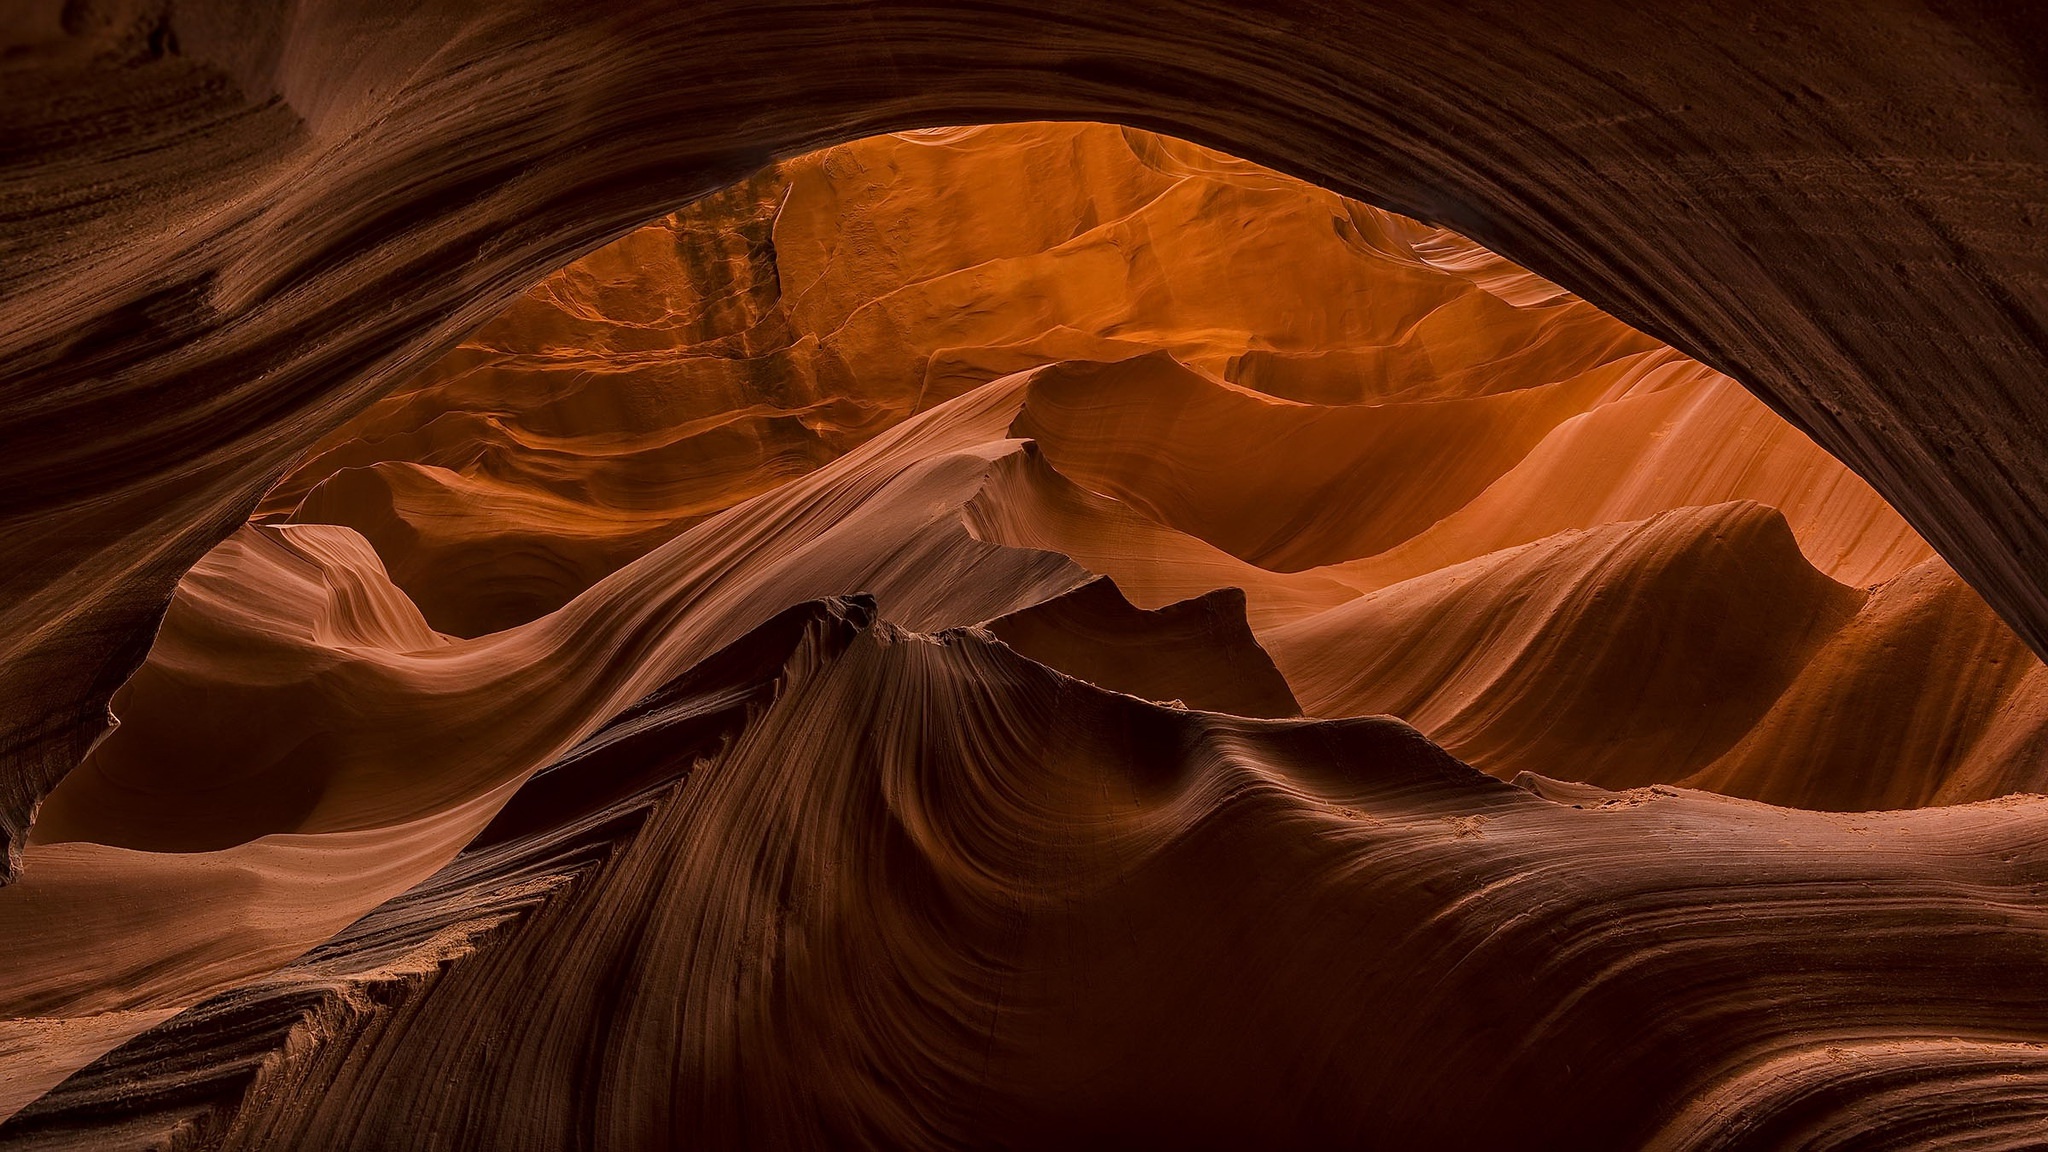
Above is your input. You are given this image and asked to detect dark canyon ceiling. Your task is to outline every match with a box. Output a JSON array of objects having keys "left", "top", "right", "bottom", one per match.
[{"left": 8, "top": 3, "right": 2048, "bottom": 1148}]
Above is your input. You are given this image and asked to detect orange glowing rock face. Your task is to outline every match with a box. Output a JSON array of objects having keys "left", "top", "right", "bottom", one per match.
[
  {"left": 240, "top": 121, "right": 2030, "bottom": 807},
  {"left": 12, "top": 122, "right": 2048, "bottom": 1146}
]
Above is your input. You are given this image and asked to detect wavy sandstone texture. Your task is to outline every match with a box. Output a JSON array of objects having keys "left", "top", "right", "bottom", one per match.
[
  {"left": 7, "top": 119, "right": 2048, "bottom": 1150},
  {"left": 9, "top": 0, "right": 2048, "bottom": 891}
]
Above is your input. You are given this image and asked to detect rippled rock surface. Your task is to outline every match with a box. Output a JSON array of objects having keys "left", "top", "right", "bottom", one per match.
[{"left": 9, "top": 120, "right": 2048, "bottom": 1150}]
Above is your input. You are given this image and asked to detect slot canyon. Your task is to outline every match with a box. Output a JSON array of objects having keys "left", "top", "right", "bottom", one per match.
[{"left": 10, "top": 5, "right": 2048, "bottom": 1149}]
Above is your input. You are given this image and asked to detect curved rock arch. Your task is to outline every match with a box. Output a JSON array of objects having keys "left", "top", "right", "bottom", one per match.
[{"left": 5, "top": 0, "right": 2048, "bottom": 878}]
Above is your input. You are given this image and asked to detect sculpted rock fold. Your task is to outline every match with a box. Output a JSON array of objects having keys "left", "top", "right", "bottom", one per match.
[
  {"left": 11, "top": 3, "right": 2048, "bottom": 869},
  {"left": 11, "top": 112, "right": 2048, "bottom": 1149}
]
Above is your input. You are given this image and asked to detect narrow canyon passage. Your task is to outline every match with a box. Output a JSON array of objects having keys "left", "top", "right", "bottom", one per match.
[{"left": 9, "top": 123, "right": 2048, "bottom": 1149}]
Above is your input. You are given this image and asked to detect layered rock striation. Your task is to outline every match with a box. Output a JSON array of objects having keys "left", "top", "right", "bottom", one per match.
[
  {"left": 10, "top": 122, "right": 2048, "bottom": 1148},
  {"left": 10, "top": 1, "right": 2048, "bottom": 886}
]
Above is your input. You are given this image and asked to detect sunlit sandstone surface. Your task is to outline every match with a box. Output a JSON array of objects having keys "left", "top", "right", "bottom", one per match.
[{"left": 10, "top": 124, "right": 2048, "bottom": 1151}]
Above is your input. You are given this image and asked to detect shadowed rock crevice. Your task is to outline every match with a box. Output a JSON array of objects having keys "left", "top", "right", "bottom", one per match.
[{"left": 11, "top": 15, "right": 2048, "bottom": 1147}]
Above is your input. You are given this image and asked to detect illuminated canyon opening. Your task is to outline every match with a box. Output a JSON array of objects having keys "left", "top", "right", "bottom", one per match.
[{"left": 11, "top": 120, "right": 2048, "bottom": 1149}]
